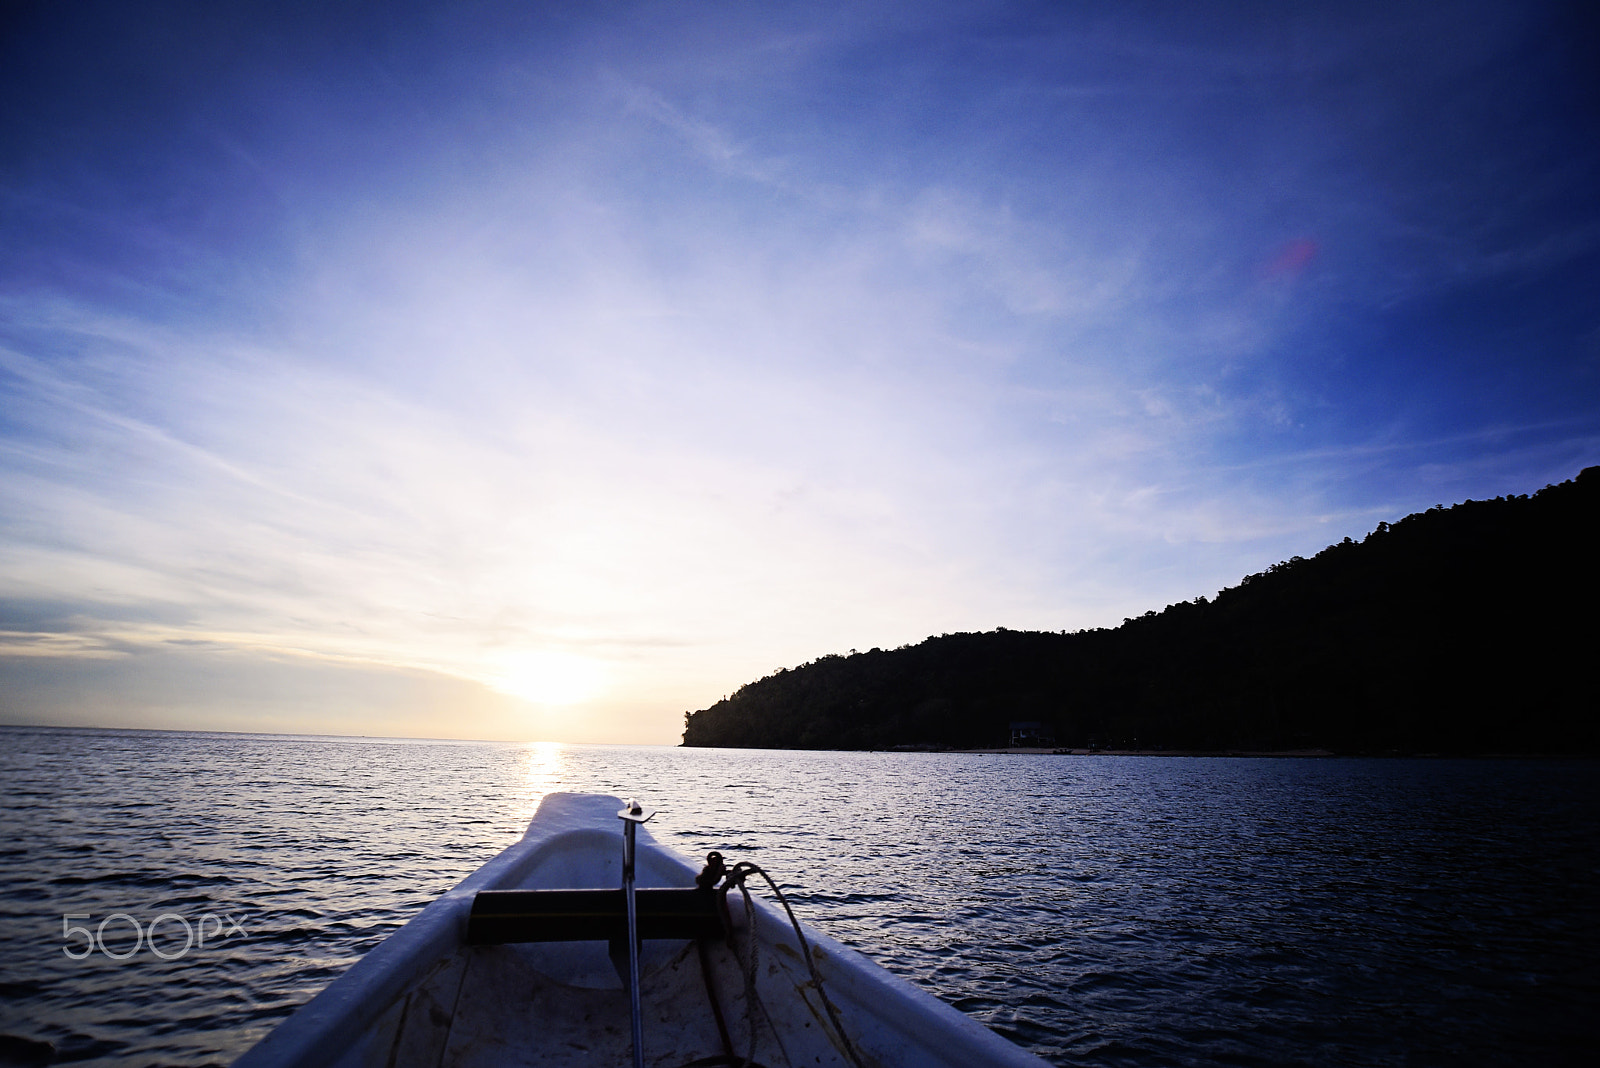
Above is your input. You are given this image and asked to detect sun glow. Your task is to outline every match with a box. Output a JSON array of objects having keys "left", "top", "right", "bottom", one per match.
[{"left": 490, "top": 651, "right": 607, "bottom": 706}]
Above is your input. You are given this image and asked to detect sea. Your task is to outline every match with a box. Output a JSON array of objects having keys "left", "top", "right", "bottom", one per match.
[{"left": 0, "top": 726, "right": 1595, "bottom": 1067}]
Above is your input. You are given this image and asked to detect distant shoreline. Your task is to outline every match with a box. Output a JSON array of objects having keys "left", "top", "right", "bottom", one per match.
[
  {"left": 927, "top": 746, "right": 1339, "bottom": 757},
  {"left": 888, "top": 746, "right": 1586, "bottom": 758}
]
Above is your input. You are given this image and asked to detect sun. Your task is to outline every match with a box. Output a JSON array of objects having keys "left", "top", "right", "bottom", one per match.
[{"left": 489, "top": 650, "right": 606, "bottom": 706}]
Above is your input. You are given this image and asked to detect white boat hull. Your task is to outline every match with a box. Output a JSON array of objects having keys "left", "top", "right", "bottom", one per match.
[{"left": 236, "top": 793, "right": 1050, "bottom": 1067}]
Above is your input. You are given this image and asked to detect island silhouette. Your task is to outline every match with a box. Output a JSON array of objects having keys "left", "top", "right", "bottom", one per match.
[{"left": 682, "top": 468, "right": 1598, "bottom": 755}]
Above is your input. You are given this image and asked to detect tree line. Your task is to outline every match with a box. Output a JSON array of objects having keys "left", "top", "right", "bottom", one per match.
[{"left": 681, "top": 468, "right": 1599, "bottom": 754}]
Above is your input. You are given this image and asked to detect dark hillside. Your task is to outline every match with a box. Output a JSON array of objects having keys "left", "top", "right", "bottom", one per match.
[{"left": 681, "top": 468, "right": 1599, "bottom": 754}]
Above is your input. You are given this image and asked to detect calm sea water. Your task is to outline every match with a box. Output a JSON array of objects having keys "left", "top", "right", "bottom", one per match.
[{"left": 0, "top": 726, "right": 1595, "bottom": 1067}]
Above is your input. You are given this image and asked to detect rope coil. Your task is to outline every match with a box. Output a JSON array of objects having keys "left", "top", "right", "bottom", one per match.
[{"left": 695, "top": 855, "right": 868, "bottom": 1068}]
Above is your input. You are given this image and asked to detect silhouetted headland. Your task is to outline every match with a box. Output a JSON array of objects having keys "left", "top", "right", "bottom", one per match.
[{"left": 682, "top": 468, "right": 1599, "bottom": 755}]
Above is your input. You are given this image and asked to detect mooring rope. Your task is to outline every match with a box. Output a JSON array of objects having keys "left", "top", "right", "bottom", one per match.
[{"left": 715, "top": 860, "right": 868, "bottom": 1068}]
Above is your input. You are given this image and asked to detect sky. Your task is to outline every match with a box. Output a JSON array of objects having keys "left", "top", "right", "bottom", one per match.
[{"left": 1, "top": 0, "right": 1596, "bottom": 744}]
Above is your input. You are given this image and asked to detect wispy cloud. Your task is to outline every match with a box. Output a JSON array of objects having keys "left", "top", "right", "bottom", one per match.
[{"left": 611, "top": 76, "right": 786, "bottom": 188}]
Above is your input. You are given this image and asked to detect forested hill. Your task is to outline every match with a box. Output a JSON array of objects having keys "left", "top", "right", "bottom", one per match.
[{"left": 681, "top": 468, "right": 1600, "bottom": 754}]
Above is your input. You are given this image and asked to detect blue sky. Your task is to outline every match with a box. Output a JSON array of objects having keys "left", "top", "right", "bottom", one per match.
[{"left": 2, "top": 0, "right": 1596, "bottom": 743}]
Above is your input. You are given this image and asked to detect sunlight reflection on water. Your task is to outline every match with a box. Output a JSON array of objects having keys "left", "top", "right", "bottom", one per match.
[
  {"left": 0, "top": 727, "right": 1594, "bottom": 1067},
  {"left": 521, "top": 739, "right": 565, "bottom": 822}
]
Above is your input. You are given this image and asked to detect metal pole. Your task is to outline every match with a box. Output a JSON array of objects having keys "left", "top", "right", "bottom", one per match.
[{"left": 619, "top": 799, "right": 653, "bottom": 1068}]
